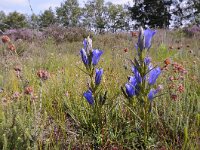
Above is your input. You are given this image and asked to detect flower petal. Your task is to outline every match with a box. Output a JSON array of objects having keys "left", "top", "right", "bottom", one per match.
[
  {"left": 87, "top": 36, "right": 92, "bottom": 51},
  {"left": 128, "top": 76, "right": 137, "bottom": 87},
  {"left": 80, "top": 48, "right": 88, "bottom": 66},
  {"left": 95, "top": 68, "right": 103, "bottom": 85},
  {"left": 83, "top": 90, "right": 94, "bottom": 105},
  {"left": 83, "top": 38, "right": 87, "bottom": 50},
  {"left": 144, "top": 57, "right": 151, "bottom": 66},
  {"left": 92, "top": 49, "right": 103, "bottom": 65},
  {"left": 148, "top": 89, "right": 158, "bottom": 101},
  {"left": 148, "top": 67, "right": 161, "bottom": 85},
  {"left": 132, "top": 66, "right": 142, "bottom": 83},
  {"left": 144, "top": 28, "right": 156, "bottom": 49},
  {"left": 137, "top": 27, "right": 145, "bottom": 50},
  {"left": 125, "top": 83, "right": 135, "bottom": 98}
]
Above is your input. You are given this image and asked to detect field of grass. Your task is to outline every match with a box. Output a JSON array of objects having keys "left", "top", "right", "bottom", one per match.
[{"left": 0, "top": 29, "right": 199, "bottom": 149}]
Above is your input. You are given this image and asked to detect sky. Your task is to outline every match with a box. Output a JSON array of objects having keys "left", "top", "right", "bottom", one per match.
[{"left": 0, "top": 0, "right": 133, "bottom": 15}]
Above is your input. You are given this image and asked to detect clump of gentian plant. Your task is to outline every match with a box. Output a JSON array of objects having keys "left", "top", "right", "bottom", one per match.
[
  {"left": 122, "top": 27, "right": 162, "bottom": 144},
  {"left": 80, "top": 36, "right": 107, "bottom": 147}
]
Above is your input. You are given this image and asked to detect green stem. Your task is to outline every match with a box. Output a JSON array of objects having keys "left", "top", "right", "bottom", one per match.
[
  {"left": 144, "top": 97, "right": 149, "bottom": 144},
  {"left": 39, "top": 80, "right": 43, "bottom": 111},
  {"left": 139, "top": 50, "right": 149, "bottom": 144}
]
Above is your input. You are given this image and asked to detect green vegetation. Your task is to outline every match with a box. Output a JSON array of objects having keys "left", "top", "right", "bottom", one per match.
[{"left": 0, "top": 29, "right": 199, "bottom": 149}]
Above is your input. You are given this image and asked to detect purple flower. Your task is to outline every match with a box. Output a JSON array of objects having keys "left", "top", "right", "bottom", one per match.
[
  {"left": 148, "top": 63, "right": 153, "bottom": 71},
  {"left": 83, "top": 37, "right": 92, "bottom": 53},
  {"left": 144, "top": 57, "right": 151, "bottom": 66},
  {"left": 128, "top": 76, "right": 141, "bottom": 95},
  {"left": 80, "top": 49, "right": 88, "bottom": 66},
  {"left": 136, "top": 27, "right": 156, "bottom": 51},
  {"left": 144, "top": 28, "right": 156, "bottom": 49},
  {"left": 92, "top": 49, "right": 103, "bottom": 66},
  {"left": 137, "top": 27, "right": 145, "bottom": 50},
  {"left": 132, "top": 66, "right": 142, "bottom": 83},
  {"left": 95, "top": 68, "right": 103, "bottom": 85},
  {"left": 148, "top": 67, "right": 161, "bottom": 85},
  {"left": 125, "top": 83, "right": 135, "bottom": 98},
  {"left": 83, "top": 90, "right": 94, "bottom": 105},
  {"left": 148, "top": 89, "right": 158, "bottom": 101},
  {"left": 128, "top": 76, "right": 137, "bottom": 87},
  {"left": 83, "top": 38, "right": 87, "bottom": 50}
]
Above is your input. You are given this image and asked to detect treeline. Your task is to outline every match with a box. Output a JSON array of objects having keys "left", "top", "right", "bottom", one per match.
[{"left": 0, "top": 0, "right": 200, "bottom": 32}]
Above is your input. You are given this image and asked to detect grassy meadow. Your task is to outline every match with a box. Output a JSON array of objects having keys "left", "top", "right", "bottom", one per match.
[{"left": 0, "top": 29, "right": 199, "bottom": 149}]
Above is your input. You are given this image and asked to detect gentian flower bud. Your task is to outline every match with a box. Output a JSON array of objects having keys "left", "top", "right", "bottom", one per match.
[
  {"left": 136, "top": 28, "right": 156, "bottom": 51},
  {"left": 95, "top": 68, "right": 103, "bottom": 85},
  {"left": 138, "top": 26, "right": 145, "bottom": 51},
  {"left": 92, "top": 49, "right": 103, "bottom": 66},
  {"left": 83, "top": 90, "right": 94, "bottom": 105},
  {"left": 125, "top": 83, "right": 135, "bottom": 98},
  {"left": 80, "top": 48, "right": 88, "bottom": 66},
  {"left": 148, "top": 85, "right": 163, "bottom": 101},
  {"left": 144, "top": 29, "right": 156, "bottom": 49},
  {"left": 148, "top": 67, "right": 161, "bottom": 85},
  {"left": 128, "top": 76, "right": 141, "bottom": 95},
  {"left": 83, "top": 36, "right": 92, "bottom": 54},
  {"left": 144, "top": 57, "right": 151, "bottom": 66},
  {"left": 132, "top": 66, "right": 142, "bottom": 83},
  {"left": 87, "top": 36, "right": 92, "bottom": 52},
  {"left": 148, "top": 89, "right": 158, "bottom": 101},
  {"left": 83, "top": 38, "right": 87, "bottom": 50},
  {"left": 128, "top": 76, "right": 137, "bottom": 87},
  {"left": 148, "top": 63, "right": 153, "bottom": 71}
]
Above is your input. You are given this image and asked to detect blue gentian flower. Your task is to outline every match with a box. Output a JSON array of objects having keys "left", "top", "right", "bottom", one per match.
[
  {"left": 125, "top": 83, "right": 135, "bottom": 98},
  {"left": 87, "top": 36, "right": 92, "bottom": 52},
  {"left": 83, "top": 38, "right": 87, "bottom": 50},
  {"left": 128, "top": 76, "right": 137, "bottom": 87},
  {"left": 144, "top": 28, "right": 156, "bottom": 49},
  {"left": 148, "top": 63, "right": 153, "bottom": 71},
  {"left": 137, "top": 26, "right": 145, "bottom": 50},
  {"left": 144, "top": 57, "right": 151, "bottom": 66},
  {"left": 136, "top": 27, "right": 156, "bottom": 51},
  {"left": 83, "top": 90, "right": 94, "bottom": 105},
  {"left": 80, "top": 48, "right": 88, "bottom": 66},
  {"left": 83, "top": 36, "right": 92, "bottom": 53},
  {"left": 95, "top": 68, "right": 103, "bottom": 85},
  {"left": 128, "top": 76, "right": 141, "bottom": 95},
  {"left": 148, "top": 89, "right": 158, "bottom": 101},
  {"left": 92, "top": 49, "right": 103, "bottom": 65},
  {"left": 148, "top": 67, "right": 161, "bottom": 85},
  {"left": 132, "top": 66, "right": 142, "bottom": 83}
]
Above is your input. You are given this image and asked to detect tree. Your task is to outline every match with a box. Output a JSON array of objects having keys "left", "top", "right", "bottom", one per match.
[
  {"left": 82, "top": 0, "right": 107, "bottom": 33},
  {"left": 56, "top": 0, "right": 81, "bottom": 27},
  {"left": 144, "top": 0, "right": 172, "bottom": 28},
  {"left": 192, "top": 0, "right": 200, "bottom": 24},
  {"left": 193, "top": 0, "right": 200, "bottom": 13},
  {"left": 0, "top": 11, "right": 6, "bottom": 22},
  {"left": 39, "top": 8, "right": 56, "bottom": 27},
  {"left": 82, "top": 1, "right": 95, "bottom": 30},
  {"left": 106, "top": 2, "right": 127, "bottom": 32},
  {"left": 0, "top": 11, "right": 7, "bottom": 31},
  {"left": 129, "top": 0, "right": 172, "bottom": 28},
  {"left": 123, "top": 3, "right": 133, "bottom": 31},
  {"left": 3, "top": 11, "right": 28, "bottom": 29},
  {"left": 128, "top": 0, "right": 145, "bottom": 28},
  {"left": 171, "top": 0, "right": 195, "bottom": 27},
  {"left": 29, "top": 14, "right": 40, "bottom": 29},
  {"left": 94, "top": 0, "right": 107, "bottom": 33}
]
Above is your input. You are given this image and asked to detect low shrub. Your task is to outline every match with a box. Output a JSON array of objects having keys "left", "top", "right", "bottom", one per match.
[{"left": 43, "top": 25, "right": 90, "bottom": 43}]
